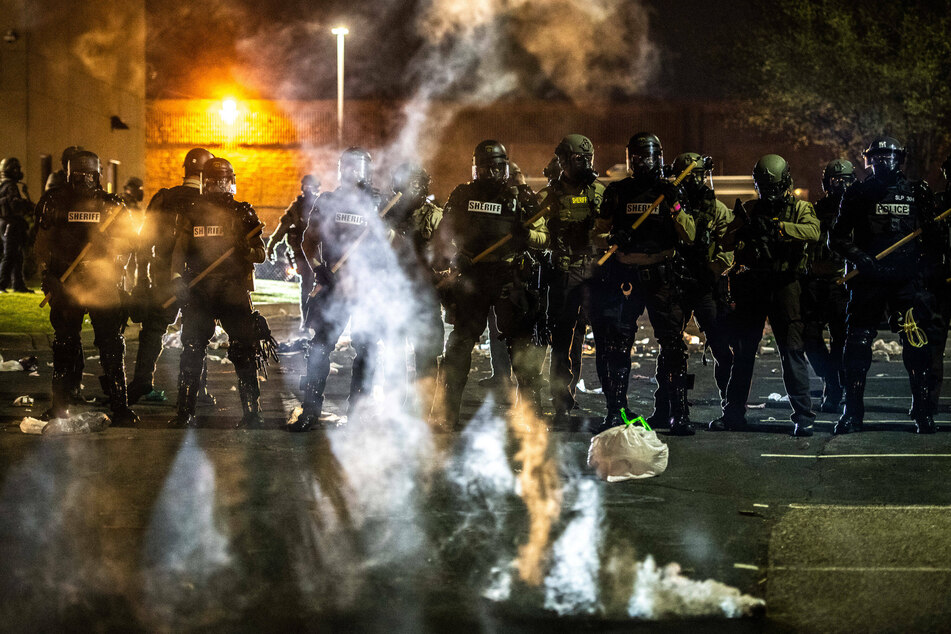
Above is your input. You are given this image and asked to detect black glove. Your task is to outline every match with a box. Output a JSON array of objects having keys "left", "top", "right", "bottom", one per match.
[
  {"left": 511, "top": 220, "right": 530, "bottom": 247},
  {"left": 172, "top": 277, "right": 190, "bottom": 303},
  {"left": 852, "top": 252, "right": 880, "bottom": 276},
  {"left": 607, "top": 228, "right": 634, "bottom": 250},
  {"left": 313, "top": 263, "right": 335, "bottom": 290},
  {"left": 41, "top": 270, "right": 62, "bottom": 296}
]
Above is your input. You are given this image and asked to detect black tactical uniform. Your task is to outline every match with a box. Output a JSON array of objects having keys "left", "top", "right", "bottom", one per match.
[
  {"left": 34, "top": 151, "right": 139, "bottom": 424},
  {"left": 664, "top": 152, "right": 734, "bottom": 418},
  {"left": 265, "top": 174, "right": 320, "bottom": 326},
  {"left": 128, "top": 148, "right": 215, "bottom": 405},
  {"left": 590, "top": 133, "right": 697, "bottom": 435},
  {"left": 290, "top": 148, "right": 385, "bottom": 431},
  {"left": 169, "top": 158, "right": 267, "bottom": 428},
  {"left": 0, "top": 158, "right": 34, "bottom": 292},
  {"left": 830, "top": 137, "right": 940, "bottom": 434},
  {"left": 432, "top": 140, "right": 549, "bottom": 428},
  {"left": 927, "top": 154, "right": 951, "bottom": 413},
  {"left": 802, "top": 159, "right": 854, "bottom": 413},
  {"left": 43, "top": 146, "right": 86, "bottom": 194},
  {"left": 539, "top": 134, "right": 604, "bottom": 419},
  {"left": 711, "top": 154, "right": 819, "bottom": 437}
]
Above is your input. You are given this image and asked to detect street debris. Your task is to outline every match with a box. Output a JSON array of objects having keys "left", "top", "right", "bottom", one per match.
[
  {"left": 588, "top": 411, "right": 668, "bottom": 481},
  {"left": 576, "top": 379, "right": 602, "bottom": 394},
  {"left": 13, "top": 396, "right": 34, "bottom": 407},
  {"left": 20, "top": 412, "right": 110, "bottom": 435}
]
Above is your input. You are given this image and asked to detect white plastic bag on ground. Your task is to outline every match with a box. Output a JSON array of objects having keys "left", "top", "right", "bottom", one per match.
[
  {"left": 588, "top": 421, "right": 669, "bottom": 481},
  {"left": 39, "top": 412, "right": 111, "bottom": 435}
]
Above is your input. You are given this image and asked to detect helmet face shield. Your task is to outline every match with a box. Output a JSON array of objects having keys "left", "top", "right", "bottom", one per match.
[
  {"left": 67, "top": 152, "right": 101, "bottom": 191},
  {"left": 338, "top": 147, "right": 373, "bottom": 188},
  {"left": 754, "top": 178, "right": 786, "bottom": 203},
  {"left": 626, "top": 146, "right": 663, "bottom": 178},
  {"left": 826, "top": 174, "right": 855, "bottom": 196},
  {"left": 203, "top": 177, "right": 236, "bottom": 195},
  {"left": 560, "top": 152, "right": 594, "bottom": 182},
  {"left": 473, "top": 159, "right": 509, "bottom": 184},
  {"left": 867, "top": 152, "right": 902, "bottom": 179}
]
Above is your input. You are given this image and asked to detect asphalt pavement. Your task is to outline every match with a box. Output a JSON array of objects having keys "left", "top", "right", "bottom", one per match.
[{"left": 1, "top": 307, "right": 950, "bottom": 632}]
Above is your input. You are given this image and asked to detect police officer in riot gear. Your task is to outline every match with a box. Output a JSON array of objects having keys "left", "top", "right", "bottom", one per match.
[
  {"left": 927, "top": 153, "right": 951, "bottom": 414},
  {"left": 266, "top": 174, "right": 321, "bottom": 328},
  {"left": 541, "top": 134, "right": 604, "bottom": 421},
  {"left": 431, "top": 140, "right": 549, "bottom": 428},
  {"left": 831, "top": 137, "right": 940, "bottom": 434},
  {"left": 664, "top": 152, "right": 734, "bottom": 419},
  {"left": 121, "top": 177, "right": 145, "bottom": 211},
  {"left": 385, "top": 162, "right": 444, "bottom": 413},
  {"left": 711, "top": 154, "right": 819, "bottom": 436},
  {"left": 34, "top": 150, "right": 139, "bottom": 424},
  {"left": 44, "top": 146, "right": 85, "bottom": 192},
  {"left": 290, "top": 147, "right": 385, "bottom": 431},
  {"left": 802, "top": 159, "right": 855, "bottom": 413},
  {"left": 168, "top": 157, "right": 268, "bottom": 428},
  {"left": 128, "top": 147, "right": 215, "bottom": 404},
  {"left": 0, "top": 157, "right": 35, "bottom": 292},
  {"left": 590, "top": 132, "right": 696, "bottom": 435}
]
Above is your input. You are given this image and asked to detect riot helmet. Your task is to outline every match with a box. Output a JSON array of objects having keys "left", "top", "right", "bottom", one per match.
[
  {"left": 60, "top": 146, "right": 85, "bottom": 172},
  {"left": 183, "top": 148, "right": 214, "bottom": 177},
  {"left": 472, "top": 140, "right": 509, "bottom": 184},
  {"left": 752, "top": 154, "right": 792, "bottom": 203},
  {"left": 300, "top": 174, "right": 320, "bottom": 197},
  {"left": 671, "top": 152, "right": 713, "bottom": 190},
  {"left": 67, "top": 151, "right": 102, "bottom": 191},
  {"left": 201, "top": 157, "right": 236, "bottom": 195},
  {"left": 555, "top": 134, "right": 596, "bottom": 184},
  {"left": 338, "top": 147, "right": 372, "bottom": 188},
  {"left": 0, "top": 157, "right": 23, "bottom": 182},
  {"left": 391, "top": 162, "right": 431, "bottom": 200},
  {"left": 124, "top": 176, "right": 144, "bottom": 202},
  {"left": 821, "top": 159, "right": 856, "bottom": 196},
  {"left": 863, "top": 136, "right": 905, "bottom": 180},
  {"left": 626, "top": 132, "right": 663, "bottom": 178}
]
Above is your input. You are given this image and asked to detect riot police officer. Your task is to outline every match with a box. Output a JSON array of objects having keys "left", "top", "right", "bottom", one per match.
[
  {"left": 710, "top": 154, "right": 819, "bottom": 437},
  {"left": 665, "top": 152, "right": 734, "bottom": 420},
  {"left": 128, "top": 148, "right": 215, "bottom": 404},
  {"left": 385, "top": 162, "right": 444, "bottom": 414},
  {"left": 431, "top": 140, "right": 549, "bottom": 428},
  {"left": 34, "top": 151, "right": 139, "bottom": 424},
  {"left": 590, "top": 133, "right": 696, "bottom": 435},
  {"left": 265, "top": 174, "right": 320, "bottom": 328},
  {"left": 290, "top": 147, "right": 386, "bottom": 431},
  {"left": 121, "top": 177, "right": 144, "bottom": 211},
  {"left": 802, "top": 159, "right": 854, "bottom": 412},
  {"left": 44, "top": 146, "right": 85, "bottom": 192},
  {"left": 927, "top": 154, "right": 951, "bottom": 414},
  {"left": 830, "top": 137, "right": 940, "bottom": 434},
  {"left": 540, "top": 134, "right": 604, "bottom": 421},
  {"left": 0, "top": 157, "right": 35, "bottom": 292},
  {"left": 168, "top": 157, "right": 268, "bottom": 428}
]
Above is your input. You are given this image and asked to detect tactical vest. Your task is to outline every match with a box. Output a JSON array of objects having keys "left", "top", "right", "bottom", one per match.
[
  {"left": 845, "top": 175, "right": 927, "bottom": 264},
  {"left": 286, "top": 194, "right": 318, "bottom": 244},
  {"left": 181, "top": 194, "right": 259, "bottom": 288},
  {"left": 312, "top": 186, "right": 383, "bottom": 266},
  {"left": 683, "top": 188, "right": 718, "bottom": 264},
  {"left": 447, "top": 181, "right": 523, "bottom": 262},
  {"left": 544, "top": 179, "right": 603, "bottom": 263},
  {"left": 738, "top": 197, "right": 809, "bottom": 273},
  {"left": 605, "top": 176, "right": 680, "bottom": 254},
  {"left": 149, "top": 184, "right": 200, "bottom": 262},
  {"left": 40, "top": 189, "right": 126, "bottom": 276}
]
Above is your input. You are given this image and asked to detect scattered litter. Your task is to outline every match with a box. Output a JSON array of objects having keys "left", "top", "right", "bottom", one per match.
[
  {"left": 162, "top": 331, "right": 182, "bottom": 349},
  {"left": 637, "top": 337, "right": 650, "bottom": 345},
  {"left": 753, "top": 503, "right": 769, "bottom": 508},
  {"left": 28, "top": 371, "right": 40, "bottom": 377},
  {"left": 86, "top": 355, "right": 99, "bottom": 360},
  {"left": 230, "top": 386, "right": 237, "bottom": 391},
  {"left": 685, "top": 335, "right": 701, "bottom": 346},
  {"left": 0, "top": 354, "right": 34, "bottom": 372},
  {"left": 764, "top": 416, "right": 779, "bottom": 422},
  {"left": 575, "top": 379, "right": 602, "bottom": 394},
  {"left": 0, "top": 360, "right": 23, "bottom": 371},
  {"left": 767, "top": 393, "right": 789, "bottom": 402},
  {"left": 588, "top": 420, "right": 668, "bottom": 481},
  {"left": 770, "top": 368, "right": 778, "bottom": 373},
  {"left": 23, "top": 412, "right": 111, "bottom": 435},
  {"left": 631, "top": 361, "right": 641, "bottom": 369},
  {"left": 733, "top": 563, "right": 759, "bottom": 571},
  {"left": 206, "top": 326, "right": 229, "bottom": 350},
  {"left": 18, "top": 356, "right": 38, "bottom": 372},
  {"left": 747, "top": 403, "right": 766, "bottom": 409},
  {"left": 13, "top": 396, "right": 34, "bottom": 407},
  {"left": 277, "top": 338, "right": 310, "bottom": 353},
  {"left": 217, "top": 356, "right": 232, "bottom": 365},
  {"left": 874, "top": 373, "right": 888, "bottom": 378},
  {"left": 872, "top": 339, "right": 902, "bottom": 355},
  {"left": 759, "top": 346, "right": 775, "bottom": 354}
]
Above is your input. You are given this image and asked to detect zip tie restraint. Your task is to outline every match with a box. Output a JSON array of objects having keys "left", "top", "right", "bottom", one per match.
[
  {"left": 902, "top": 307, "right": 927, "bottom": 349},
  {"left": 620, "top": 407, "right": 650, "bottom": 431}
]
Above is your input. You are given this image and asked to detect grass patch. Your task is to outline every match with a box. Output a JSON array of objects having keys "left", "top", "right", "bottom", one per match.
[
  {"left": 0, "top": 292, "right": 59, "bottom": 333},
  {"left": 251, "top": 279, "right": 300, "bottom": 306}
]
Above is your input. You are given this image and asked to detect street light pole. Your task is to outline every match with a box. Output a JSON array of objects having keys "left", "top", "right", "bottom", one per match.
[{"left": 331, "top": 26, "right": 349, "bottom": 148}]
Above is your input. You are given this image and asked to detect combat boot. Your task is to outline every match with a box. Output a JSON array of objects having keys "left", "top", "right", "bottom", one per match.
[
  {"left": 235, "top": 362, "right": 264, "bottom": 429},
  {"left": 289, "top": 346, "right": 331, "bottom": 432},
  {"left": 833, "top": 372, "right": 866, "bottom": 435},
  {"left": 708, "top": 413, "right": 747, "bottom": 432},
  {"left": 645, "top": 386, "right": 670, "bottom": 430},
  {"left": 791, "top": 421, "right": 814, "bottom": 437},
  {"left": 101, "top": 347, "right": 140, "bottom": 427},
  {"left": 667, "top": 374, "right": 695, "bottom": 436},
  {"left": 593, "top": 409, "right": 625, "bottom": 435},
  {"left": 819, "top": 375, "right": 843, "bottom": 414},
  {"left": 908, "top": 368, "right": 937, "bottom": 435},
  {"left": 169, "top": 364, "right": 202, "bottom": 429}
]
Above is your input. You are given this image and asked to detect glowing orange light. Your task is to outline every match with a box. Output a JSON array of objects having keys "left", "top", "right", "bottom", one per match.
[{"left": 220, "top": 98, "right": 238, "bottom": 125}]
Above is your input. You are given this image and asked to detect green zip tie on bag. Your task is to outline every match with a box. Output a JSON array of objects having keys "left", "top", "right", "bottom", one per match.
[{"left": 620, "top": 408, "right": 650, "bottom": 431}]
